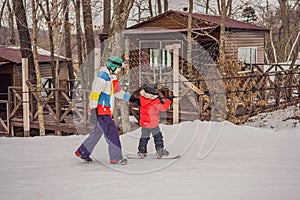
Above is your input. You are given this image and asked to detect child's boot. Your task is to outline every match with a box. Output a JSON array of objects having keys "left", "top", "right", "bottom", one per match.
[
  {"left": 137, "top": 146, "right": 147, "bottom": 159},
  {"left": 156, "top": 147, "right": 169, "bottom": 159}
]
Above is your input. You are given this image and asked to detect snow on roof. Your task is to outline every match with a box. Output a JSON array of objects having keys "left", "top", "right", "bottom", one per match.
[{"left": 0, "top": 45, "right": 70, "bottom": 65}]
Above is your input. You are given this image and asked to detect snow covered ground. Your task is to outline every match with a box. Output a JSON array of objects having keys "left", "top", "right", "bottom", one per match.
[{"left": 1, "top": 106, "right": 300, "bottom": 200}]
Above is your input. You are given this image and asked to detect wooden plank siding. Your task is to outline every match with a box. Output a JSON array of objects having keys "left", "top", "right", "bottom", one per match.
[
  {"left": 225, "top": 30, "right": 266, "bottom": 63},
  {"left": 13, "top": 63, "right": 69, "bottom": 88}
]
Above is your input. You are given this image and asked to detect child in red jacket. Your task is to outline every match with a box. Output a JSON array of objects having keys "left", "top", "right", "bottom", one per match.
[{"left": 137, "top": 83, "right": 173, "bottom": 158}]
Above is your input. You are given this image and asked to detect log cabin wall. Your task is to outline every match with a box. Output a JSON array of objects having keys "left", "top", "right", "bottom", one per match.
[
  {"left": 13, "top": 63, "right": 69, "bottom": 88},
  {"left": 225, "top": 30, "right": 266, "bottom": 64}
]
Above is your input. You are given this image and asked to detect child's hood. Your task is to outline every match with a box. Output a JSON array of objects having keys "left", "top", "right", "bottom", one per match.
[
  {"left": 140, "top": 89, "right": 158, "bottom": 100},
  {"left": 140, "top": 90, "right": 159, "bottom": 106}
]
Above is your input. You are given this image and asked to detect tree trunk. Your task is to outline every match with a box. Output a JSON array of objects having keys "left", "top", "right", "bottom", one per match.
[
  {"left": 12, "top": 0, "right": 36, "bottom": 83},
  {"left": 0, "top": 0, "right": 8, "bottom": 27},
  {"left": 164, "top": 0, "right": 168, "bottom": 12},
  {"left": 205, "top": 0, "right": 209, "bottom": 14},
  {"left": 39, "top": 0, "right": 56, "bottom": 88},
  {"left": 73, "top": 0, "right": 85, "bottom": 88},
  {"left": 157, "top": 0, "right": 162, "bottom": 15},
  {"left": 148, "top": 0, "right": 153, "bottom": 17},
  {"left": 32, "top": 0, "right": 46, "bottom": 136},
  {"left": 104, "top": 0, "right": 134, "bottom": 133},
  {"left": 7, "top": 0, "right": 16, "bottom": 44},
  {"left": 226, "top": 0, "right": 232, "bottom": 16},
  {"left": 82, "top": 0, "right": 95, "bottom": 89},
  {"left": 219, "top": 0, "right": 226, "bottom": 67},
  {"left": 104, "top": 0, "right": 111, "bottom": 34},
  {"left": 63, "top": 0, "right": 74, "bottom": 90},
  {"left": 278, "top": 0, "right": 289, "bottom": 62},
  {"left": 187, "top": 0, "right": 193, "bottom": 75}
]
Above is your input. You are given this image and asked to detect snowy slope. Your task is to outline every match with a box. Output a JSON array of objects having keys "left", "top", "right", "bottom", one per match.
[
  {"left": 1, "top": 110, "right": 300, "bottom": 200},
  {"left": 244, "top": 106, "right": 300, "bottom": 131}
]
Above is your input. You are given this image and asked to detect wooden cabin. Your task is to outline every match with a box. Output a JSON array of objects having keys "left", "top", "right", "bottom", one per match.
[
  {"left": 0, "top": 45, "right": 70, "bottom": 101},
  {"left": 0, "top": 45, "right": 74, "bottom": 136},
  {"left": 120, "top": 10, "right": 269, "bottom": 86},
  {"left": 97, "top": 10, "right": 270, "bottom": 123},
  {"left": 125, "top": 10, "right": 268, "bottom": 62}
]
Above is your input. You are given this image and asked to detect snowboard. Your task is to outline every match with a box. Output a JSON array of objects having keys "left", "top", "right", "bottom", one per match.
[{"left": 126, "top": 153, "right": 181, "bottom": 160}]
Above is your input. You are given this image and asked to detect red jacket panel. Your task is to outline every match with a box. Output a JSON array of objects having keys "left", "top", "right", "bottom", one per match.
[{"left": 139, "top": 94, "right": 172, "bottom": 128}]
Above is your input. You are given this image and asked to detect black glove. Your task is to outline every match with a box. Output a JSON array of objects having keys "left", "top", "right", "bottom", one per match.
[
  {"left": 167, "top": 95, "right": 175, "bottom": 101},
  {"left": 129, "top": 95, "right": 140, "bottom": 105}
]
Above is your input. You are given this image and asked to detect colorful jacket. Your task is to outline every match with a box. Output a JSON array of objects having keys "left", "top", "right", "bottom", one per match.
[
  {"left": 89, "top": 67, "right": 131, "bottom": 116},
  {"left": 139, "top": 90, "right": 172, "bottom": 128}
]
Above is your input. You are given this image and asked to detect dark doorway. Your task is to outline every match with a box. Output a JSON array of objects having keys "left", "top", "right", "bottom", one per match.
[{"left": 0, "top": 74, "right": 12, "bottom": 100}]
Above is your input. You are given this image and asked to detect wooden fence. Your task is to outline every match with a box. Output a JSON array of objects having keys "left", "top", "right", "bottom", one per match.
[{"left": 0, "top": 84, "right": 90, "bottom": 136}]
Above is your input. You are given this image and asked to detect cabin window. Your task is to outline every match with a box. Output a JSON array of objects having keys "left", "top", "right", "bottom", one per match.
[
  {"left": 238, "top": 47, "right": 257, "bottom": 66},
  {"left": 149, "top": 49, "right": 173, "bottom": 71}
]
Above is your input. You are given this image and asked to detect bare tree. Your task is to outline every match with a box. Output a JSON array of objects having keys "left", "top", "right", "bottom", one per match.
[
  {"left": 131, "top": 0, "right": 151, "bottom": 23},
  {"left": 82, "top": 0, "right": 96, "bottom": 88},
  {"left": 205, "top": 0, "right": 210, "bottom": 14},
  {"left": 38, "top": 0, "right": 57, "bottom": 87},
  {"left": 6, "top": 0, "right": 15, "bottom": 44},
  {"left": 104, "top": 0, "right": 111, "bottom": 34},
  {"left": 148, "top": 0, "right": 153, "bottom": 17},
  {"left": 219, "top": 0, "right": 226, "bottom": 66},
  {"left": 164, "top": 0, "right": 168, "bottom": 12},
  {"left": 187, "top": 0, "right": 193, "bottom": 75},
  {"left": 63, "top": 0, "right": 75, "bottom": 89},
  {"left": 262, "top": 0, "right": 299, "bottom": 63},
  {"left": 31, "top": 0, "right": 45, "bottom": 136},
  {"left": 102, "top": 0, "right": 134, "bottom": 133},
  {"left": 72, "top": 0, "right": 85, "bottom": 88},
  {"left": 0, "top": 0, "right": 8, "bottom": 27},
  {"left": 157, "top": 0, "right": 162, "bottom": 14},
  {"left": 12, "top": 0, "right": 36, "bottom": 83}
]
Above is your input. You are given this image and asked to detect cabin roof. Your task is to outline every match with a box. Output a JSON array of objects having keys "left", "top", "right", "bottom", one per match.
[
  {"left": 124, "top": 26, "right": 215, "bottom": 34},
  {"left": 0, "top": 45, "right": 70, "bottom": 66},
  {"left": 127, "top": 10, "right": 269, "bottom": 31}
]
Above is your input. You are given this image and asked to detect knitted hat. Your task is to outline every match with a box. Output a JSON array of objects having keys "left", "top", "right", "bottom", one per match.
[
  {"left": 106, "top": 56, "right": 123, "bottom": 72},
  {"left": 144, "top": 83, "right": 158, "bottom": 95}
]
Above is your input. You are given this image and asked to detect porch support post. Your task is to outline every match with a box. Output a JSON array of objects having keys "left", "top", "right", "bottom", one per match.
[
  {"left": 22, "top": 58, "right": 30, "bottom": 137},
  {"left": 166, "top": 43, "right": 181, "bottom": 124}
]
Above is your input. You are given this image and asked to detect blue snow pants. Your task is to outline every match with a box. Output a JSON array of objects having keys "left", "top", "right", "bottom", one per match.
[
  {"left": 76, "top": 115, "right": 123, "bottom": 161},
  {"left": 138, "top": 126, "right": 164, "bottom": 153}
]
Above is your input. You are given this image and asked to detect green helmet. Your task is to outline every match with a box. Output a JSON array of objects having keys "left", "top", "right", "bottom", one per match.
[{"left": 106, "top": 56, "right": 123, "bottom": 72}]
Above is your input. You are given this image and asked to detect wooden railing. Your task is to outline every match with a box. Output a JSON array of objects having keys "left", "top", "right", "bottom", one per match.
[
  {"left": 199, "top": 63, "right": 300, "bottom": 123},
  {"left": 0, "top": 100, "right": 9, "bottom": 135},
  {"left": 6, "top": 84, "right": 90, "bottom": 135}
]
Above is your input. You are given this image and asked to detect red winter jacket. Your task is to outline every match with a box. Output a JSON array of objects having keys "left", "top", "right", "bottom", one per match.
[{"left": 139, "top": 90, "right": 172, "bottom": 128}]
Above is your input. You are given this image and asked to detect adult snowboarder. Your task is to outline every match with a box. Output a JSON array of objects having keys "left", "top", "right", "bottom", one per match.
[{"left": 75, "top": 56, "right": 131, "bottom": 165}]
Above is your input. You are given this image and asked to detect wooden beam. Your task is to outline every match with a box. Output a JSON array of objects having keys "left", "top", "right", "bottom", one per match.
[
  {"left": 166, "top": 43, "right": 181, "bottom": 124},
  {"left": 22, "top": 58, "right": 30, "bottom": 137}
]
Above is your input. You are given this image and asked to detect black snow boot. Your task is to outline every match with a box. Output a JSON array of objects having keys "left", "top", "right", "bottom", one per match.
[
  {"left": 138, "top": 146, "right": 147, "bottom": 159},
  {"left": 156, "top": 147, "right": 169, "bottom": 159}
]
